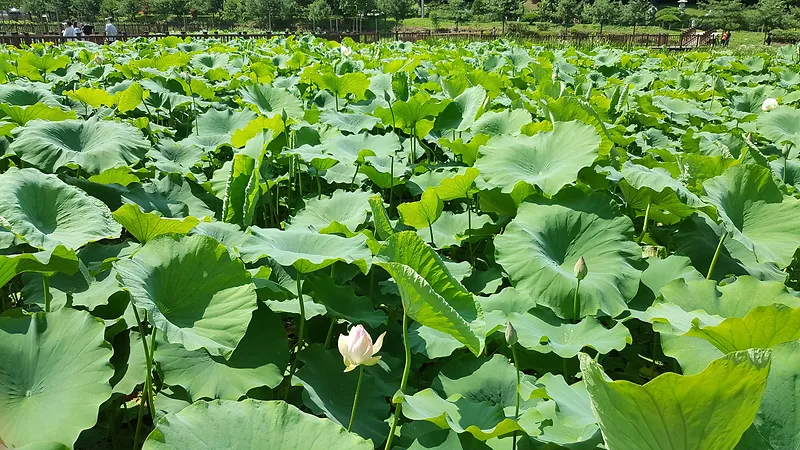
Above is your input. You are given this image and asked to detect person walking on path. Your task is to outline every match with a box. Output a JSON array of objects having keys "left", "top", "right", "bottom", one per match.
[{"left": 105, "top": 17, "right": 117, "bottom": 42}]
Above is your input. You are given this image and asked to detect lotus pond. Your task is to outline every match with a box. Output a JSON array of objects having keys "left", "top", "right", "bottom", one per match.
[{"left": 1, "top": 36, "right": 800, "bottom": 450}]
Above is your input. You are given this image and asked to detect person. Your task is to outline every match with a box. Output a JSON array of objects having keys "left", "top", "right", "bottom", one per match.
[
  {"left": 73, "top": 21, "right": 82, "bottom": 38},
  {"left": 766, "top": 33, "right": 772, "bottom": 46},
  {"left": 721, "top": 31, "right": 728, "bottom": 47},
  {"left": 62, "top": 22, "right": 76, "bottom": 38},
  {"left": 105, "top": 17, "right": 117, "bottom": 42},
  {"left": 726, "top": 30, "right": 732, "bottom": 46}
]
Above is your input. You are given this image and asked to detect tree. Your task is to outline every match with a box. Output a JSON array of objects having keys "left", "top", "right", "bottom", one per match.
[
  {"left": 378, "top": 0, "right": 416, "bottom": 27},
  {"left": 150, "top": 0, "right": 188, "bottom": 17},
  {"left": 584, "top": 0, "right": 619, "bottom": 32},
  {"left": 553, "top": 0, "right": 580, "bottom": 27},
  {"left": 443, "top": 0, "right": 471, "bottom": 30},
  {"left": 308, "top": 0, "right": 332, "bottom": 29},
  {"left": 537, "top": 0, "right": 555, "bottom": 22},
  {"left": 470, "top": 0, "right": 488, "bottom": 15},
  {"left": 756, "top": 0, "right": 789, "bottom": 35},
  {"left": 246, "top": 0, "right": 296, "bottom": 30},
  {"left": 339, "top": 0, "right": 376, "bottom": 32},
  {"left": 489, "top": 0, "right": 524, "bottom": 32},
  {"left": 622, "top": 0, "right": 653, "bottom": 33},
  {"left": 655, "top": 7, "right": 681, "bottom": 29},
  {"left": 102, "top": 0, "right": 142, "bottom": 19},
  {"left": 697, "top": 0, "right": 745, "bottom": 30},
  {"left": 69, "top": 0, "right": 101, "bottom": 19}
]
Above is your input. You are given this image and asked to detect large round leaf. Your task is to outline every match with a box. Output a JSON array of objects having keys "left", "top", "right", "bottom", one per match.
[
  {"left": 476, "top": 121, "right": 600, "bottom": 196},
  {"left": 287, "top": 190, "right": 373, "bottom": 233},
  {"left": 8, "top": 118, "right": 150, "bottom": 174},
  {"left": 0, "top": 168, "right": 122, "bottom": 250},
  {"left": 755, "top": 105, "right": 800, "bottom": 147},
  {"left": 143, "top": 399, "right": 374, "bottom": 449},
  {"left": 239, "top": 85, "right": 303, "bottom": 118},
  {"left": 495, "top": 191, "right": 642, "bottom": 319},
  {"left": 0, "top": 308, "right": 113, "bottom": 448},
  {"left": 156, "top": 303, "right": 288, "bottom": 401},
  {"left": 239, "top": 227, "right": 371, "bottom": 274},
  {"left": 702, "top": 164, "right": 800, "bottom": 267},
  {"left": 115, "top": 234, "right": 259, "bottom": 359}
]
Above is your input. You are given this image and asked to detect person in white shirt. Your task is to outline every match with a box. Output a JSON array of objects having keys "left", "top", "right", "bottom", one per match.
[
  {"left": 62, "top": 22, "right": 76, "bottom": 37},
  {"left": 105, "top": 17, "right": 117, "bottom": 42}
]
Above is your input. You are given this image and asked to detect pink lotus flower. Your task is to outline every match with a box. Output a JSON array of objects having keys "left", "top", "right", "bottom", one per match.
[{"left": 338, "top": 325, "right": 385, "bottom": 372}]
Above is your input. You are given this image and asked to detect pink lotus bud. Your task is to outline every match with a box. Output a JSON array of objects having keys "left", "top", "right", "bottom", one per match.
[
  {"left": 574, "top": 256, "right": 588, "bottom": 281},
  {"left": 338, "top": 325, "right": 385, "bottom": 372}
]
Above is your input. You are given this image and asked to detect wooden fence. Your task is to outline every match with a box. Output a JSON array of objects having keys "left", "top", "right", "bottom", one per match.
[{"left": 0, "top": 29, "right": 715, "bottom": 49}]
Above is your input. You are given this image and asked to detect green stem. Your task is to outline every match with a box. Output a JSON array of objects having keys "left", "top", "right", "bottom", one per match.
[
  {"left": 324, "top": 317, "right": 336, "bottom": 349},
  {"left": 43, "top": 275, "right": 51, "bottom": 313},
  {"left": 351, "top": 162, "right": 361, "bottom": 186},
  {"left": 348, "top": 366, "right": 365, "bottom": 432},
  {"left": 296, "top": 155, "right": 303, "bottom": 199},
  {"left": 510, "top": 345, "right": 520, "bottom": 450},
  {"left": 706, "top": 231, "right": 728, "bottom": 280},
  {"left": 316, "top": 171, "right": 322, "bottom": 200},
  {"left": 384, "top": 311, "right": 411, "bottom": 450},
  {"left": 427, "top": 218, "right": 435, "bottom": 247},
  {"left": 131, "top": 307, "right": 151, "bottom": 450},
  {"left": 572, "top": 279, "right": 581, "bottom": 323},
  {"left": 389, "top": 155, "right": 394, "bottom": 209},
  {"left": 637, "top": 202, "right": 651, "bottom": 244},
  {"left": 467, "top": 200, "right": 474, "bottom": 266},
  {"left": 146, "top": 328, "right": 157, "bottom": 419},
  {"left": 285, "top": 274, "right": 306, "bottom": 400}
]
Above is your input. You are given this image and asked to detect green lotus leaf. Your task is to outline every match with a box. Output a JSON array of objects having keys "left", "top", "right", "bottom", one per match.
[
  {"left": 309, "top": 71, "right": 370, "bottom": 107},
  {"left": 617, "top": 161, "right": 715, "bottom": 224},
  {"left": 478, "top": 287, "right": 538, "bottom": 335},
  {"left": 325, "top": 132, "right": 401, "bottom": 165},
  {"left": 147, "top": 139, "right": 205, "bottom": 176},
  {"left": 514, "top": 308, "right": 631, "bottom": 357},
  {"left": 287, "top": 190, "right": 372, "bottom": 233},
  {"left": 434, "top": 85, "right": 486, "bottom": 133},
  {"left": 398, "top": 188, "right": 443, "bottom": 240},
  {"left": 470, "top": 109, "right": 531, "bottom": 136},
  {"left": 686, "top": 304, "right": 800, "bottom": 354},
  {"left": 735, "top": 341, "right": 800, "bottom": 450},
  {"left": 305, "top": 273, "right": 386, "bottom": 327},
  {"left": 702, "top": 164, "right": 800, "bottom": 267},
  {"left": 222, "top": 151, "right": 264, "bottom": 229},
  {"left": 293, "top": 345, "right": 390, "bottom": 443},
  {"left": 8, "top": 118, "right": 150, "bottom": 174},
  {"left": 156, "top": 303, "right": 288, "bottom": 401},
  {"left": 375, "top": 231, "right": 484, "bottom": 355},
  {"left": 0, "top": 245, "right": 78, "bottom": 287},
  {"left": 0, "top": 308, "right": 113, "bottom": 449},
  {"left": 495, "top": 191, "right": 642, "bottom": 319},
  {"left": 0, "top": 103, "right": 76, "bottom": 126},
  {"left": 116, "top": 82, "right": 149, "bottom": 113},
  {"left": 532, "top": 373, "right": 601, "bottom": 446},
  {"left": 476, "top": 121, "right": 600, "bottom": 196},
  {"left": 369, "top": 195, "right": 395, "bottom": 241},
  {"left": 673, "top": 213, "right": 785, "bottom": 282},
  {"left": 239, "top": 84, "right": 303, "bottom": 118},
  {"left": 580, "top": 349, "right": 771, "bottom": 450},
  {"left": 409, "top": 323, "right": 465, "bottom": 359},
  {"left": 143, "top": 399, "right": 374, "bottom": 449},
  {"left": 406, "top": 429, "right": 493, "bottom": 450},
  {"left": 0, "top": 84, "right": 64, "bottom": 108},
  {"left": 319, "top": 110, "right": 380, "bottom": 134},
  {"left": 440, "top": 134, "right": 489, "bottom": 166},
  {"left": 434, "top": 167, "right": 479, "bottom": 201},
  {"left": 755, "top": 105, "right": 800, "bottom": 147},
  {"left": 415, "top": 211, "right": 493, "bottom": 249},
  {"left": 21, "top": 264, "right": 123, "bottom": 312},
  {"left": 115, "top": 234, "right": 259, "bottom": 359},
  {"left": 0, "top": 168, "right": 122, "bottom": 250},
  {"left": 111, "top": 330, "right": 148, "bottom": 396},
  {"left": 195, "top": 107, "right": 257, "bottom": 139},
  {"left": 65, "top": 87, "right": 115, "bottom": 108},
  {"left": 113, "top": 204, "right": 199, "bottom": 243},
  {"left": 240, "top": 227, "right": 371, "bottom": 274},
  {"left": 377, "top": 93, "right": 449, "bottom": 136}
]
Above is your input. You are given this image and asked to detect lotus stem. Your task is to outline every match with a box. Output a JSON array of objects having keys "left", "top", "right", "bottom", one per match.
[
  {"left": 42, "top": 275, "right": 51, "bottom": 313},
  {"left": 324, "top": 317, "right": 336, "bottom": 349},
  {"left": 389, "top": 155, "right": 394, "bottom": 209},
  {"left": 637, "top": 202, "right": 651, "bottom": 244},
  {"left": 316, "top": 171, "right": 322, "bottom": 200},
  {"left": 384, "top": 310, "right": 411, "bottom": 450},
  {"left": 131, "top": 307, "right": 156, "bottom": 450},
  {"left": 427, "top": 219, "right": 435, "bottom": 247},
  {"left": 467, "top": 199, "right": 474, "bottom": 265},
  {"left": 706, "top": 231, "right": 728, "bottom": 280},
  {"left": 285, "top": 273, "right": 306, "bottom": 399},
  {"left": 296, "top": 156, "right": 303, "bottom": 199},
  {"left": 572, "top": 279, "right": 581, "bottom": 323},
  {"left": 510, "top": 345, "right": 521, "bottom": 450},
  {"left": 351, "top": 162, "right": 361, "bottom": 186},
  {"left": 347, "top": 366, "right": 364, "bottom": 432}
]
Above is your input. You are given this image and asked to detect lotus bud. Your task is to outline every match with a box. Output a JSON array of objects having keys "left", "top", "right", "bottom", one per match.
[
  {"left": 574, "top": 256, "right": 588, "bottom": 281},
  {"left": 338, "top": 325, "right": 385, "bottom": 373},
  {"left": 384, "top": 91, "right": 392, "bottom": 104},
  {"left": 505, "top": 322, "right": 518, "bottom": 346},
  {"left": 762, "top": 98, "right": 778, "bottom": 112},
  {"left": 340, "top": 45, "right": 352, "bottom": 57},
  {"left": 281, "top": 108, "right": 288, "bottom": 123},
  {"left": 92, "top": 54, "right": 104, "bottom": 65}
]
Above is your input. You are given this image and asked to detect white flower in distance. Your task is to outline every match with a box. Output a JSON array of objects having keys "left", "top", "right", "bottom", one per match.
[
  {"left": 93, "top": 54, "right": 104, "bottom": 65},
  {"left": 340, "top": 45, "right": 352, "bottom": 57},
  {"left": 338, "top": 325, "right": 385, "bottom": 372},
  {"left": 762, "top": 98, "right": 779, "bottom": 112}
]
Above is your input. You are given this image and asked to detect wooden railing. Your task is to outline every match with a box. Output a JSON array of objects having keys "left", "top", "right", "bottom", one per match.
[{"left": 0, "top": 30, "right": 712, "bottom": 49}]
